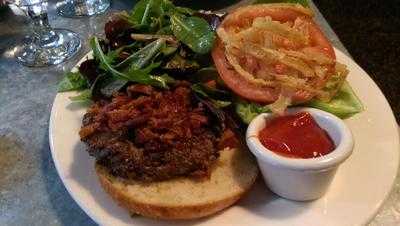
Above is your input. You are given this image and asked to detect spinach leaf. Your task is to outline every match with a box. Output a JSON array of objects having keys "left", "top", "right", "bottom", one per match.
[
  {"left": 175, "top": 6, "right": 195, "bottom": 15},
  {"left": 69, "top": 89, "right": 92, "bottom": 102},
  {"left": 307, "top": 81, "right": 363, "bottom": 118},
  {"left": 58, "top": 71, "right": 89, "bottom": 92},
  {"left": 90, "top": 36, "right": 171, "bottom": 88},
  {"left": 131, "top": 0, "right": 169, "bottom": 25},
  {"left": 129, "top": 0, "right": 175, "bottom": 31},
  {"left": 193, "top": 11, "right": 223, "bottom": 31},
  {"left": 157, "top": 25, "right": 173, "bottom": 35},
  {"left": 253, "top": 0, "right": 309, "bottom": 7},
  {"left": 170, "top": 14, "right": 216, "bottom": 54}
]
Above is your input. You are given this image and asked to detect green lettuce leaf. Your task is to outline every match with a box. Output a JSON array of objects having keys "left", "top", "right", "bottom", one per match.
[
  {"left": 235, "top": 81, "right": 363, "bottom": 123},
  {"left": 69, "top": 89, "right": 92, "bottom": 102},
  {"left": 307, "top": 81, "right": 363, "bottom": 118},
  {"left": 58, "top": 71, "right": 89, "bottom": 92},
  {"left": 235, "top": 99, "right": 271, "bottom": 124}
]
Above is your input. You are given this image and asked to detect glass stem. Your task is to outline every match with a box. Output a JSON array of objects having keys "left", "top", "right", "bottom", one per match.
[{"left": 26, "top": 2, "right": 58, "bottom": 47}]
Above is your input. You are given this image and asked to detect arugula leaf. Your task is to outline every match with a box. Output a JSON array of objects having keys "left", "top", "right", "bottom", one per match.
[
  {"left": 91, "top": 37, "right": 130, "bottom": 79},
  {"left": 116, "top": 38, "right": 166, "bottom": 69},
  {"left": 170, "top": 14, "right": 216, "bottom": 54},
  {"left": 193, "top": 93, "right": 226, "bottom": 134},
  {"left": 307, "top": 81, "right": 363, "bottom": 118},
  {"left": 98, "top": 48, "right": 121, "bottom": 71},
  {"left": 130, "top": 61, "right": 161, "bottom": 74},
  {"left": 90, "top": 37, "right": 171, "bottom": 88},
  {"left": 90, "top": 74, "right": 127, "bottom": 99},
  {"left": 253, "top": 0, "right": 309, "bottom": 7},
  {"left": 191, "top": 83, "right": 231, "bottom": 108},
  {"left": 192, "top": 83, "right": 230, "bottom": 99},
  {"left": 58, "top": 71, "right": 89, "bottom": 92},
  {"left": 69, "top": 89, "right": 92, "bottom": 102}
]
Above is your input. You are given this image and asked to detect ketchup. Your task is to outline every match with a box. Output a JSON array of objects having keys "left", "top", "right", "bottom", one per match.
[{"left": 259, "top": 112, "right": 335, "bottom": 159}]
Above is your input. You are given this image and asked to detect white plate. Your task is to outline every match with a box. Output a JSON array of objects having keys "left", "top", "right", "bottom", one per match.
[{"left": 49, "top": 48, "right": 399, "bottom": 226}]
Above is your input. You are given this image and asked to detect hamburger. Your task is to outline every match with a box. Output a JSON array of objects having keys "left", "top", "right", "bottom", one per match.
[{"left": 79, "top": 82, "right": 258, "bottom": 219}]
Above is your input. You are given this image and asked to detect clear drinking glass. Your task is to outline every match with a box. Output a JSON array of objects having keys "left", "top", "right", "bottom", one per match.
[
  {"left": 14, "top": 0, "right": 81, "bottom": 67},
  {"left": 56, "top": 0, "right": 110, "bottom": 17}
]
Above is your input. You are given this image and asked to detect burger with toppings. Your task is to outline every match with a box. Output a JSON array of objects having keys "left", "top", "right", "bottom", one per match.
[
  {"left": 58, "top": 0, "right": 363, "bottom": 220},
  {"left": 213, "top": 3, "right": 352, "bottom": 114}
]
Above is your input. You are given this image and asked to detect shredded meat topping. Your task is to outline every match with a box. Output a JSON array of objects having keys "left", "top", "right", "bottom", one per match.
[{"left": 79, "top": 82, "right": 222, "bottom": 181}]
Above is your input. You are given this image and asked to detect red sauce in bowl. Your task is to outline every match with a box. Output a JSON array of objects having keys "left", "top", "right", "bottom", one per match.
[{"left": 259, "top": 112, "right": 335, "bottom": 159}]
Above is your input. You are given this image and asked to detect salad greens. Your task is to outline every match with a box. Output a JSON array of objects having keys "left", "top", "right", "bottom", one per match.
[
  {"left": 58, "top": 0, "right": 363, "bottom": 122},
  {"left": 170, "top": 15, "right": 216, "bottom": 54},
  {"left": 308, "top": 81, "right": 364, "bottom": 118},
  {"left": 69, "top": 89, "right": 92, "bottom": 101},
  {"left": 191, "top": 83, "right": 232, "bottom": 108},
  {"left": 121, "top": 0, "right": 213, "bottom": 54},
  {"left": 235, "top": 99, "right": 271, "bottom": 124},
  {"left": 58, "top": 71, "right": 88, "bottom": 92},
  {"left": 115, "top": 38, "right": 166, "bottom": 69},
  {"left": 235, "top": 81, "right": 363, "bottom": 124}
]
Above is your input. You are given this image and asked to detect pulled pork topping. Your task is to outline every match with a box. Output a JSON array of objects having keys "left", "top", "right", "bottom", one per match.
[{"left": 79, "top": 82, "right": 222, "bottom": 181}]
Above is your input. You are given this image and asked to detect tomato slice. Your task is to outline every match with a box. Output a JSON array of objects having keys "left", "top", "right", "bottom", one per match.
[{"left": 212, "top": 4, "right": 336, "bottom": 103}]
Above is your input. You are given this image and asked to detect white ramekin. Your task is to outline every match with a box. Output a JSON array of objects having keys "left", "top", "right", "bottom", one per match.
[{"left": 246, "top": 107, "right": 354, "bottom": 201}]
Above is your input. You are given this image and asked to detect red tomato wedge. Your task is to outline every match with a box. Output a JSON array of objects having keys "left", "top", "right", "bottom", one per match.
[{"left": 212, "top": 4, "right": 336, "bottom": 103}]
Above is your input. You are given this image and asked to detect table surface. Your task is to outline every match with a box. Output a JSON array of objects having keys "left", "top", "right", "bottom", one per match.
[{"left": 0, "top": 0, "right": 399, "bottom": 225}]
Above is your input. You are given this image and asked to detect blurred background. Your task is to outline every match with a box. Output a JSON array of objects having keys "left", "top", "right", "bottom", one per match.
[{"left": 314, "top": 0, "right": 399, "bottom": 122}]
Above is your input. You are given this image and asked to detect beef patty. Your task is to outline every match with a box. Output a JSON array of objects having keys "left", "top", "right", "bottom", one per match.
[{"left": 79, "top": 82, "right": 222, "bottom": 182}]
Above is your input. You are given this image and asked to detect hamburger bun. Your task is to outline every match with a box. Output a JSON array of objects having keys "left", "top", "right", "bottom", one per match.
[{"left": 95, "top": 147, "right": 258, "bottom": 219}]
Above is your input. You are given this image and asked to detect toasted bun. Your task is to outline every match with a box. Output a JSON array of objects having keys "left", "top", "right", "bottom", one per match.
[{"left": 95, "top": 147, "right": 258, "bottom": 219}]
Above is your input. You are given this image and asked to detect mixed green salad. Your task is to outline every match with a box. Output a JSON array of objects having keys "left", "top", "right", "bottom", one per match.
[{"left": 58, "top": 0, "right": 363, "bottom": 124}]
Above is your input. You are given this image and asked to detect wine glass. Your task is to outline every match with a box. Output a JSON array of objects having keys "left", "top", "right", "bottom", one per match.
[
  {"left": 14, "top": 0, "right": 81, "bottom": 67},
  {"left": 56, "top": 0, "right": 109, "bottom": 17}
]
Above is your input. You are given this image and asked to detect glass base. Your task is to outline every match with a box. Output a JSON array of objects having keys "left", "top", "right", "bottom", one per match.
[
  {"left": 57, "top": 0, "right": 110, "bottom": 17},
  {"left": 15, "top": 28, "right": 81, "bottom": 67}
]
